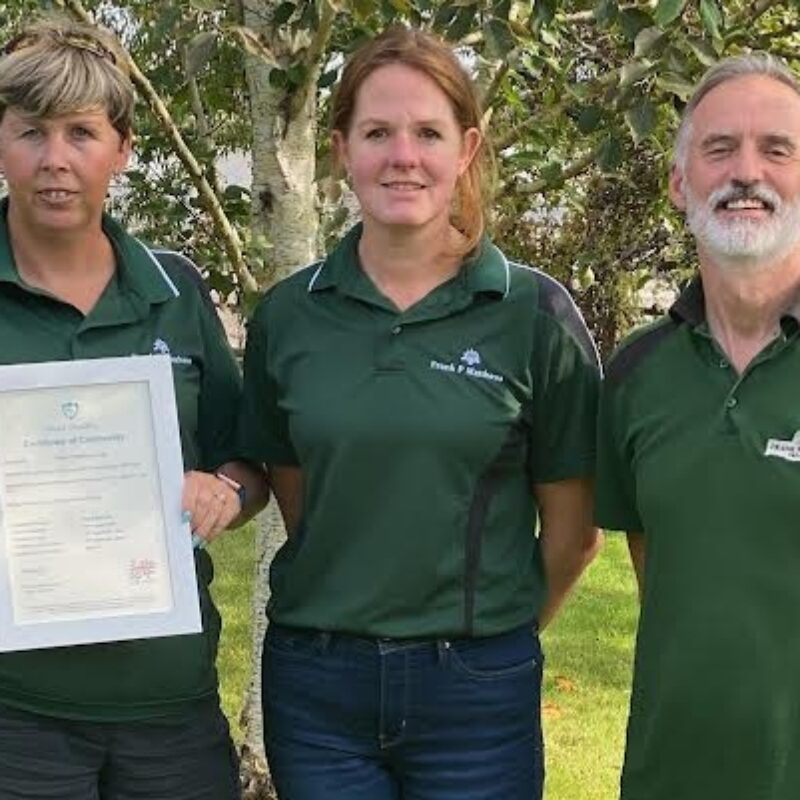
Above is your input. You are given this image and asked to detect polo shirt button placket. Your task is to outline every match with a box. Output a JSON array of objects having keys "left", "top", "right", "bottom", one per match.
[{"left": 726, "top": 396, "right": 737, "bottom": 409}]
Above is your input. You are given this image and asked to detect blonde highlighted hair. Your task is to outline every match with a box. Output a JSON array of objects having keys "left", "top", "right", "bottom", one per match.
[
  {"left": 331, "top": 26, "right": 493, "bottom": 254},
  {"left": 0, "top": 18, "right": 134, "bottom": 138}
]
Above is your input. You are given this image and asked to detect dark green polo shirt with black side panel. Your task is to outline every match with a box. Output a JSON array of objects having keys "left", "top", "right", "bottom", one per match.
[
  {"left": 0, "top": 199, "right": 242, "bottom": 721},
  {"left": 597, "top": 279, "right": 800, "bottom": 800},
  {"left": 239, "top": 224, "right": 600, "bottom": 638}
]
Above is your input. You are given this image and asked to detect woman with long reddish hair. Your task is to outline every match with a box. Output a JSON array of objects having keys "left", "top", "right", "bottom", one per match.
[{"left": 239, "top": 25, "right": 601, "bottom": 800}]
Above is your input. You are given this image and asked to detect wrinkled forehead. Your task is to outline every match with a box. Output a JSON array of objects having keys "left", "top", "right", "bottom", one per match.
[{"left": 690, "top": 75, "right": 800, "bottom": 144}]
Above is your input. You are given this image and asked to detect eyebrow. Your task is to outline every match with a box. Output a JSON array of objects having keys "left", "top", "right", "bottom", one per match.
[
  {"left": 699, "top": 134, "right": 738, "bottom": 151},
  {"left": 355, "top": 117, "right": 446, "bottom": 128},
  {"left": 699, "top": 132, "right": 798, "bottom": 152},
  {"left": 762, "top": 133, "right": 796, "bottom": 152}
]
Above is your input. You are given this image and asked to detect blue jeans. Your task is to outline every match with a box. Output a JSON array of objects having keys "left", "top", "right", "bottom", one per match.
[{"left": 263, "top": 623, "right": 544, "bottom": 800}]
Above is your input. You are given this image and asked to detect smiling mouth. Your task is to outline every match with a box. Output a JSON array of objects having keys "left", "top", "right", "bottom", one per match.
[
  {"left": 37, "top": 190, "right": 77, "bottom": 201},
  {"left": 382, "top": 182, "right": 425, "bottom": 191},
  {"left": 716, "top": 197, "right": 774, "bottom": 213}
]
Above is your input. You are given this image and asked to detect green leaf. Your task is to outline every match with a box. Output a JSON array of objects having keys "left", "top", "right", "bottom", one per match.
[
  {"left": 596, "top": 134, "right": 623, "bottom": 172},
  {"left": 634, "top": 27, "right": 665, "bottom": 58},
  {"left": 594, "top": 0, "right": 617, "bottom": 28},
  {"left": 540, "top": 161, "right": 564, "bottom": 186},
  {"left": 653, "top": 0, "right": 688, "bottom": 28},
  {"left": 286, "top": 62, "right": 308, "bottom": 87},
  {"left": 483, "top": 18, "right": 516, "bottom": 59},
  {"left": 189, "top": 0, "right": 222, "bottom": 10},
  {"left": 319, "top": 68, "right": 339, "bottom": 88},
  {"left": 433, "top": 4, "right": 457, "bottom": 30},
  {"left": 687, "top": 36, "right": 718, "bottom": 67},
  {"left": 350, "top": 0, "right": 374, "bottom": 21},
  {"left": 575, "top": 104, "right": 603, "bottom": 133},
  {"left": 619, "top": 60, "right": 651, "bottom": 87},
  {"left": 331, "top": 205, "right": 349, "bottom": 230},
  {"left": 445, "top": 5, "right": 477, "bottom": 41},
  {"left": 185, "top": 31, "right": 217, "bottom": 80},
  {"left": 493, "top": 0, "right": 512, "bottom": 20},
  {"left": 624, "top": 96, "right": 656, "bottom": 144},
  {"left": 662, "top": 45, "right": 691, "bottom": 74},
  {"left": 619, "top": 8, "right": 653, "bottom": 41},
  {"left": 268, "top": 68, "right": 288, "bottom": 88},
  {"left": 533, "top": 0, "right": 558, "bottom": 28},
  {"left": 272, "top": 2, "right": 296, "bottom": 25},
  {"left": 656, "top": 72, "right": 695, "bottom": 101},
  {"left": 224, "top": 184, "right": 250, "bottom": 200},
  {"left": 698, "top": 0, "right": 722, "bottom": 40}
]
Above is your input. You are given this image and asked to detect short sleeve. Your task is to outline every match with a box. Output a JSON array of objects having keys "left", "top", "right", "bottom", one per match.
[
  {"left": 594, "top": 373, "right": 643, "bottom": 533},
  {"left": 195, "top": 295, "right": 244, "bottom": 470},
  {"left": 528, "top": 298, "right": 601, "bottom": 483},
  {"left": 237, "top": 295, "right": 299, "bottom": 466}
]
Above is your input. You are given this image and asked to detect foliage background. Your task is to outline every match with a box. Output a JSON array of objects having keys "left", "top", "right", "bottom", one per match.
[
  {"left": 2, "top": 0, "right": 799, "bottom": 794},
  {"left": 7, "top": 0, "right": 799, "bottom": 350}
]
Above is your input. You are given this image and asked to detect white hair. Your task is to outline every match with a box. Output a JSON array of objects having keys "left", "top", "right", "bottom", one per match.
[{"left": 673, "top": 53, "right": 800, "bottom": 170}]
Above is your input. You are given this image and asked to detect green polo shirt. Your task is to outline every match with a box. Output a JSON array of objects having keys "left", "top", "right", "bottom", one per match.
[
  {"left": 239, "top": 224, "right": 600, "bottom": 638},
  {"left": 597, "top": 279, "right": 800, "bottom": 800},
  {"left": 0, "top": 199, "right": 242, "bottom": 720}
]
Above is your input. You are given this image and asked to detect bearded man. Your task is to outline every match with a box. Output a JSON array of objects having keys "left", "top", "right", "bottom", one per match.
[{"left": 596, "top": 54, "right": 800, "bottom": 800}]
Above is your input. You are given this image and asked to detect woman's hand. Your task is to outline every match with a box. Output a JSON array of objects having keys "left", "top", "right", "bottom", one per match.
[{"left": 181, "top": 470, "right": 243, "bottom": 547}]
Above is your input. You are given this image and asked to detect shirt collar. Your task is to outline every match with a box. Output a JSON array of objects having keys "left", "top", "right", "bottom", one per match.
[
  {"left": 0, "top": 197, "right": 177, "bottom": 305},
  {"left": 669, "top": 273, "right": 800, "bottom": 334},
  {"left": 308, "top": 222, "right": 509, "bottom": 299}
]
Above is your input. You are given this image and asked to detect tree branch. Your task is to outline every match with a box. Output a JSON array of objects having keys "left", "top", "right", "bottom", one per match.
[
  {"left": 482, "top": 54, "right": 513, "bottom": 110},
  {"left": 290, "top": 0, "right": 337, "bottom": 118},
  {"left": 494, "top": 67, "right": 619, "bottom": 153},
  {"left": 730, "top": 0, "right": 784, "bottom": 28},
  {"left": 504, "top": 147, "right": 599, "bottom": 197},
  {"left": 556, "top": 2, "right": 651, "bottom": 24},
  {"left": 57, "top": 0, "right": 258, "bottom": 293}
]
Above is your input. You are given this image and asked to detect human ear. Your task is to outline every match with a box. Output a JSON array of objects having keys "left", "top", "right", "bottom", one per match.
[
  {"left": 114, "top": 131, "right": 133, "bottom": 173},
  {"left": 669, "top": 165, "right": 687, "bottom": 211},
  {"left": 458, "top": 127, "right": 481, "bottom": 175}
]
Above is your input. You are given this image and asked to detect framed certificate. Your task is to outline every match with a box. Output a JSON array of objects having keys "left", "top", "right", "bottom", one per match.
[{"left": 0, "top": 355, "right": 201, "bottom": 651}]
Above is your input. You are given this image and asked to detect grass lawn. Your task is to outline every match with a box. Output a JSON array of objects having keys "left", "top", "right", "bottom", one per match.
[
  {"left": 541, "top": 535, "right": 639, "bottom": 799},
  {"left": 209, "top": 528, "right": 639, "bottom": 799}
]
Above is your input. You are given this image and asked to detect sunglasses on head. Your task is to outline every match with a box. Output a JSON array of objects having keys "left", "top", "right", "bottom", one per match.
[{"left": 1, "top": 29, "right": 117, "bottom": 66}]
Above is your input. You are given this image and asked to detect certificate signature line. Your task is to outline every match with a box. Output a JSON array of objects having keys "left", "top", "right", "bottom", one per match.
[
  {"left": 4, "top": 463, "right": 141, "bottom": 478},
  {"left": 6, "top": 474, "right": 146, "bottom": 489}
]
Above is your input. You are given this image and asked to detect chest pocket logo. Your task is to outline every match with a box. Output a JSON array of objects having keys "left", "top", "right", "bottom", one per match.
[
  {"left": 151, "top": 337, "right": 192, "bottom": 366},
  {"left": 429, "top": 347, "right": 504, "bottom": 383},
  {"left": 765, "top": 430, "right": 800, "bottom": 462}
]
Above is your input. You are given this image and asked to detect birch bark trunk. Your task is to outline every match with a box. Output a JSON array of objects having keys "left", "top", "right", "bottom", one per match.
[{"left": 238, "top": 1, "right": 320, "bottom": 791}]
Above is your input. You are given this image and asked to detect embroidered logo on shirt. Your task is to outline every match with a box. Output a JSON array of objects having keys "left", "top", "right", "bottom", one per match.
[
  {"left": 460, "top": 348, "right": 481, "bottom": 367},
  {"left": 430, "top": 348, "right": 503, "bottom": 383},
  {"left": 764, "top": 431, "right": 800, "bottom": 462},
  {"left": 151, "top": 338, "right": 192, "bottom": 366}
]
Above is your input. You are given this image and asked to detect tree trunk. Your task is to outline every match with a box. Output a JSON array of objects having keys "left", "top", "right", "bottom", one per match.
[{"left": 239, "top": 1, "right": 320, "bottom": 793}]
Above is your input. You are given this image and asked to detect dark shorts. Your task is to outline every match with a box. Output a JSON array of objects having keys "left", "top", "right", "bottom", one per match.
[{"left": 0, "top": 699, "right": 240, "bottom": 800}]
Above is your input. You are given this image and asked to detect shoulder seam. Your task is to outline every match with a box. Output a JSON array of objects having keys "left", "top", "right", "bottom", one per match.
[
  {"left": 511, "top": 263, "right": 602, "bottom": 373},
  {"left": 137, "top": 242, "right": 181, "bottom": 298},
  {"left": 606, "top": 319, "right": 680, "bottom": 387}
]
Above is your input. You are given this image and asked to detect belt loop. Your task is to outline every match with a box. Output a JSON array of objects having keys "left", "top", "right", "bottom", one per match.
[
  {"left": 318, "top": 631, "right": 332, "bottom": 653},
  {"left": 436, "top": 639, "right": 451, "bottom": 664}
]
